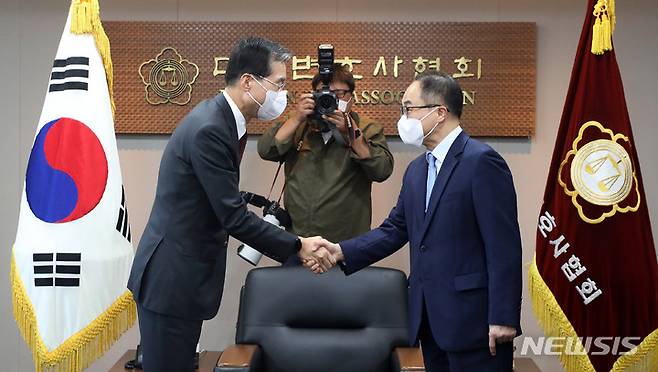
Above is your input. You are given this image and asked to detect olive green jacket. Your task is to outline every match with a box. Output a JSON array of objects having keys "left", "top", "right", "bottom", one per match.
[{"left": 257, "top": 112, "right": 394, "bottom": 242}]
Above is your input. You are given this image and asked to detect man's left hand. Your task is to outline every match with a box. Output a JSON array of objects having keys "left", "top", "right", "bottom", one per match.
[
  {"left": 488, "top": 325, "right": 516, "bottom": 356},
  {"left": 321, "top": 112, "right": 370, "bottom": 158},
  {"left": 322, "top": 112, "right": 350, "bottom": 134}
]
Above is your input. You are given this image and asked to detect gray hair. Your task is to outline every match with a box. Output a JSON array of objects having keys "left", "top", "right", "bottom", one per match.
[
  {"left": 225, "top": 37, "right": 291, "bottom": 85},
  {"left": 414, "top": 71, "right": 464, "bottom": 118}
]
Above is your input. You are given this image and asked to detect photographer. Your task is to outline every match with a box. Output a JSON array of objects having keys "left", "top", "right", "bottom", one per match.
[{"left": 258, "top": 63, "right": 393, "bottom": 263}]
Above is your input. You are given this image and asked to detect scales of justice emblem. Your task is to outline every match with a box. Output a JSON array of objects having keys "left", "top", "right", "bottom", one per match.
[
  {"left": 139, "top": 47, "right": 199, "bottom": 106},
  {"left": 558, "top": 120, "right": 641, "bottom": 224}
]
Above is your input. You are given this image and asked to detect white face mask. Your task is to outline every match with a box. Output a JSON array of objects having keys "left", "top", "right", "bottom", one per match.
[
  {"left": 338, "top": 97, "right": 352, "bottom": 113},
  {"left": 247, "top": 76, "right": 288, "bottom": 121},
  {"left": 397, "top": 107, "right": 440, "bottom": 148}
]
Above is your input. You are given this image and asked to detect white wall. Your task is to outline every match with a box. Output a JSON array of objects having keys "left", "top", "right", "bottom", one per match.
[{"left": 1, "top": 0, "right": 656, "bottom": 371}]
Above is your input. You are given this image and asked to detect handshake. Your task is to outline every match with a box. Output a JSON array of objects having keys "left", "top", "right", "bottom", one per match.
[{"left": 297, "top": 236, "right": 344, "bottom": 273}]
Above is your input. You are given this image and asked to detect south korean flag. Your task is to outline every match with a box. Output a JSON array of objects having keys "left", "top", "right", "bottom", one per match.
[{"left": 10, "top": 1, "right": 136, "bottom": 371}]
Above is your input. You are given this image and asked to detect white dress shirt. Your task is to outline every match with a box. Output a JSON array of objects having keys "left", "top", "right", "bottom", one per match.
[
  {"left": 428, "top": 125, "right": 463, "bottom": 176},
  {"left": 223, "top": 92, "right": 247, "bottom": 140}
]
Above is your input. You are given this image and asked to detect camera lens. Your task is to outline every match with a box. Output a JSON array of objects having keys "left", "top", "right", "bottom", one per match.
[{"left": 317, "top": 93, "right": 337, "bottom": 115}]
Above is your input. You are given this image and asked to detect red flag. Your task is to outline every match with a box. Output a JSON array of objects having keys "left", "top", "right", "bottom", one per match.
[{"left": 529, "top": 0, "right": 658, "bottom": 371}]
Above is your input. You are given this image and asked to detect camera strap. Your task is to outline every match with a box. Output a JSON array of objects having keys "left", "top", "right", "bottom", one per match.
[
  {"left": 267, "top": 162, "right": 285, "bottom": 204},
  {"left": 344, "top": 112, "right": 356, "bottom": 147},
  {"left": 266, "top": 122, "right": 311, "bottom": 204}
]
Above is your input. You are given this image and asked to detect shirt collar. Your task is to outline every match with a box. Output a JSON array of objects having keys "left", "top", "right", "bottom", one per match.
[
  {"left": 223, "top": 91, "right": 247, "bottom": 140},
  {"left": 321, "top": 130, "right": 333, "bottom": 145},
  {"left": 429, "top": 125, "right": 462, "bottom": 164}
]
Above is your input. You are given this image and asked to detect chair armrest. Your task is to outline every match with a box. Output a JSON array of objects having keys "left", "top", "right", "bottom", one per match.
[
  {"left": 391, "top": 347, "right": 425, "bottom": 372},
  {"left": 214, "top": 344, "right": 260, "bottom": 372}
]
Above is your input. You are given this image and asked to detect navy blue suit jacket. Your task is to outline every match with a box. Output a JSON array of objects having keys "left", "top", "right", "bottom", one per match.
[{"left": 340, "top": 131, "right": 522, "bottom": 351}]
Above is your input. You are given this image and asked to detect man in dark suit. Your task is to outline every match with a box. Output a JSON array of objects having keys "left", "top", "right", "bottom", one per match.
[
  {"left": 127, "top": 37, "right": 335, "bottom": 372},
  {"left": 311, "top": 71, "right": 522, "bottom": 371}
]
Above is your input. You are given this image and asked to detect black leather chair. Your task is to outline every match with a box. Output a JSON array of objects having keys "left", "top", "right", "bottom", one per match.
[{"left": 215, "top": 266, "right": 425, "bottom": 372}]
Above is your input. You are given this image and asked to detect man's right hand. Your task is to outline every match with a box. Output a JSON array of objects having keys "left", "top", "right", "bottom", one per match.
[
  {"left": 298, "top": 236, "right": 336, "bottom": 273},
  {"left": 274, "top": 93, "right": 315, "bottom": 143},
  {"left": 303, "top": 239, "right": 344, "bottom": 274},
  {"left": 291, "top": 93, "right": 315, "bottom": 123}
]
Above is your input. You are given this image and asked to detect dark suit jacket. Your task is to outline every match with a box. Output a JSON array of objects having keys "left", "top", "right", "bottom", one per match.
[
  {"left": 340, "top": 131, "right": 522, "bottom": 351},
  {"left": 128, "top": 93, "right": 298, "bottom": 320}
]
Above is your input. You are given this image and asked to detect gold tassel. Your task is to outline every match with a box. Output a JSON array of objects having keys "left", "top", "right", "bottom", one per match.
[
  {"left": 611, "top": 328, "right": 658, "bottom": 371},
  {"left": 601, "top": 13, "right": 613, "bottom": 51},
  {"left": 609, "top": 0, "right": 616, "bottom": 33},
  {"left": 69, "top": 0, "right": 116, "bottom": 115},
  {"left": 591, "top": 0, "right": 614, "bottom": 55},
  {"left": 11, "top": 250, "right": 137, "bottom": 372},
  {"left": 70, "top": 0, "right": 92, "bottom": 34},
  {"left": 529, "top": 255, "right": 658, "bottom": 372},
  {"left": 528, "top": 256, "right": 596, "bottom": 371},
  {"left": 592, "top": 10, "right": 603, "bottom": 55}
]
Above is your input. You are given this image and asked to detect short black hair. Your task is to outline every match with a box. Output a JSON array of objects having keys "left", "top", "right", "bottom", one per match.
[
  {"left": 414, "top": 71, "right": 463, "bottom": 119},
  {"left": 311, "top": 63, "right": 355, "bottom": 92},
  {"left": 225, "top": 37, "right": 292, "bottom": 86}
]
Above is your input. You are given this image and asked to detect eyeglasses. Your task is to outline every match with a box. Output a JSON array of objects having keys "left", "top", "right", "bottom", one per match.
[
  {"left": 314, "top": 89, "right": 353, "bottom": 99},
  {"left": 399, "top": 104, "right": 449, "bottom": 117},
  {"left": 252, "top": 74, "right": 286, "bottom": 91}
]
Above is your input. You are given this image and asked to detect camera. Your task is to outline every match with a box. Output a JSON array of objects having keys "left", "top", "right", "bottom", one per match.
[
  {"left": 311, "top": 44, "right": 338, "bottom": 119},
  {"left": 237, "top": 192, "right": 292, "bottom": 266}
]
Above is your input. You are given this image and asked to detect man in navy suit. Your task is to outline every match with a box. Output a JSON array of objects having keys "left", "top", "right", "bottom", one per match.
[{"left": 310, "top": 71, "right": 522, "bottom": 371}]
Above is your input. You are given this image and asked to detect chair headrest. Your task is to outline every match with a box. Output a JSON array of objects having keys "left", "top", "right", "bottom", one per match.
[{"left": 237, "top": 266, "right": 409, "bottom": 330}]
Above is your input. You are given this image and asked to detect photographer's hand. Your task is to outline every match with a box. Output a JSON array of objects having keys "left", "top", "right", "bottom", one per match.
[
  {"left": 322, "top": 112, "right": 349, "bottom": 135},
  {"left": 274, "top": 93, "right": 315, "bottom": 143},
  {"left": 292, "top": 93, "right": 315, "bottom": 122},
  {"left": 349, "top": 130, "right": 370, "bottom": 159},
  {"left": 323, "top": 112, "right": 370, "bottom": 158}
]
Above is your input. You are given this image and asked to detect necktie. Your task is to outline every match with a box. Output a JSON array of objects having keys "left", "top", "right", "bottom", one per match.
[
  {"left": 238, "top": 134, "right": 248, "bottom": 163},
  {"left": 426, "top": 152, "right": 437, "bottom": 211}
]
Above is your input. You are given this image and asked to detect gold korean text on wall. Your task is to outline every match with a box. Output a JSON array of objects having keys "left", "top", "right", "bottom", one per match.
[{"left": 105, "top": 22, "right": 536, "bottom": 136}]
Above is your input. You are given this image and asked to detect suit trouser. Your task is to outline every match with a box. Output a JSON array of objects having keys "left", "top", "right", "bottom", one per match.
[
  {"left": 137, "top": 303, "right": 203, "bottom": 372},
  {"left": 419, "top": 300, "right": 514, "bottom": 372}
]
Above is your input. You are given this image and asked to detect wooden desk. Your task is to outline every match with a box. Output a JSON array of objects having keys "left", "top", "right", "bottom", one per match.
[
  {"left": 109, "top": 350, "right": 222, "bottom": 372},
  {"left": 515, "top": 357, "right": 543, "bottom": 371},
  {"left": 110, "top": 350, "right": 541, "bottom": 372}
]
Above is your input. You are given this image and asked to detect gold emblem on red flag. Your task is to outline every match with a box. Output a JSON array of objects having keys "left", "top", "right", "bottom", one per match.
[{"left": 558, "top": 121, "right": 640, "bottom": 224}]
